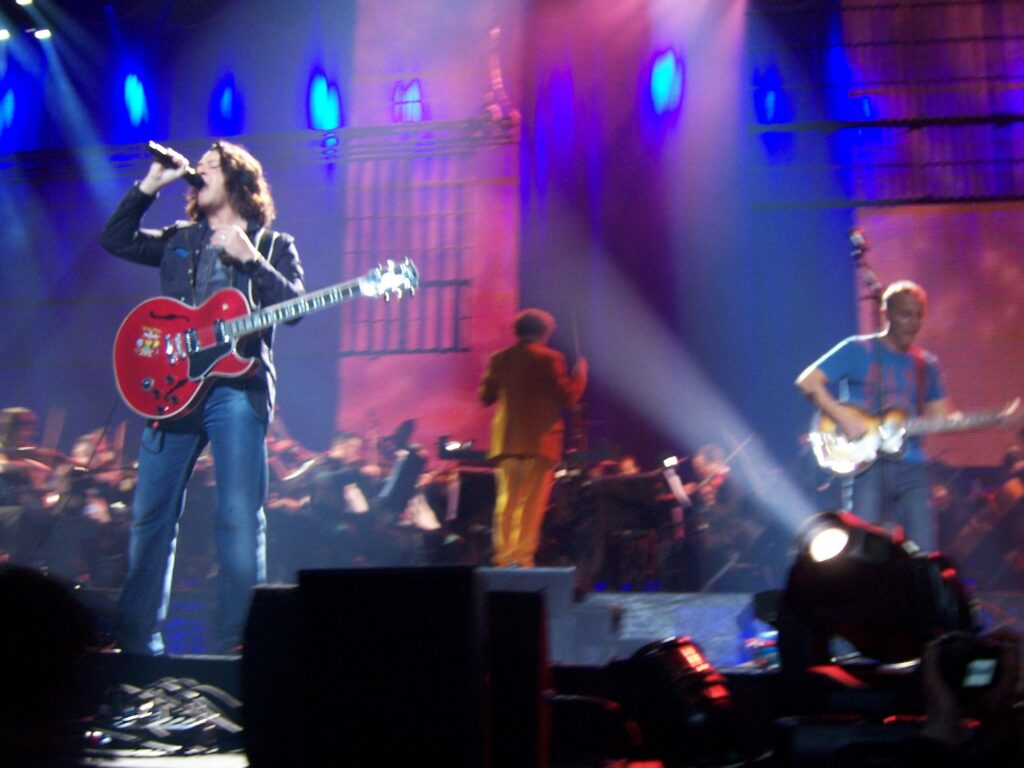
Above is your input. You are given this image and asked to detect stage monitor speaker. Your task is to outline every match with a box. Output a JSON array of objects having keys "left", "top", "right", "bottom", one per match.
[
  {"left": 487, "top": 589, "right": 551, "bottom": 768},
  {"left": 299, "top": 566, "right": 485, "bottom": 766},
  {"left": 452, "top": 467, "right": 496, "bottom": 528},
  {"left": 240, "top": 584, "right": 302, "bottom": 768}
]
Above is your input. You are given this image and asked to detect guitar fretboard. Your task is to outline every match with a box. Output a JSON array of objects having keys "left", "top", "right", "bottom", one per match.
[
  {"left": 906, "top": 410, "right": 1007, "bottom": 437},
  {"left": 224, "top": 278, "right": 363, "bottom": 337}
]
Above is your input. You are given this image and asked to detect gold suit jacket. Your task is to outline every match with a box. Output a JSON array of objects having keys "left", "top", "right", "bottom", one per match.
[{"left": 479, "top": 341, "right": 587, "bottom": 464}]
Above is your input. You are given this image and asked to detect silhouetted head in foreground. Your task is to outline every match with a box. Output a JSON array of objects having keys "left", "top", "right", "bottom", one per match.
[{"left": 0, "top": 565, "right": 97, "bottom": 766}]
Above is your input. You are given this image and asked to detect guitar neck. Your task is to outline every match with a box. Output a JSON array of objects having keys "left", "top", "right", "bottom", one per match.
[
  {"left": 224, "top": 277, "right": 363, "bottom": 338},
  {"left": 906, "top": 410, "right": 1004, "bottom": 437}
]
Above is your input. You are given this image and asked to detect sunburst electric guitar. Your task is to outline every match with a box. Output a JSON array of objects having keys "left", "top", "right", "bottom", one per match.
[
  {"left": 113, "top": 258, "right": 418, "bottom": 420},
  {"left": 809, "top": 398, "right": 1019, "bottom": 476}
]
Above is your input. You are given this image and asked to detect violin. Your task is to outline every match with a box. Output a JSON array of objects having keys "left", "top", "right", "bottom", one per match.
[{"left": 685, "top": 464, "right": 730, "bottom": 509}]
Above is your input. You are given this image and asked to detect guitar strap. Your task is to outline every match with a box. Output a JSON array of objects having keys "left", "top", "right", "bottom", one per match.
[
  {"left": 910, "top": 346, "right": 926, "bottom": 415},
  {"left": 246, "top": 227, "right": 279, "bottom": 309},
  {"left": 872, "top": 335, "right": 884, "bottom": 412}
]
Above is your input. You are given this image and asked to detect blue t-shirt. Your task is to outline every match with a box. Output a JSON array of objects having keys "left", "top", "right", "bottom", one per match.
[{"left": 812, "top": 334, "right": 947, "bottom": 461}]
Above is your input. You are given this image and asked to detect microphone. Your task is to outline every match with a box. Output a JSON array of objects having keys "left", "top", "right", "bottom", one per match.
[{"left": 146, "top": 141, "right": 204, "bottom": 188}]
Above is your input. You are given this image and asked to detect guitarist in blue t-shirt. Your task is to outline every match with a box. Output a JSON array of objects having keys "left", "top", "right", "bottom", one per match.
[{"left": 796, "top": 280, "right": 953, "bottom": 552}]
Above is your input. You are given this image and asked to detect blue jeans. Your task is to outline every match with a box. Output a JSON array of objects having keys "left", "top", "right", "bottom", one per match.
[
  {"left": 116, "top": 385, "right": 268, "bottom": 654},
  {"left": 846, "top": 458, "right": 935, "bottom": 553}
]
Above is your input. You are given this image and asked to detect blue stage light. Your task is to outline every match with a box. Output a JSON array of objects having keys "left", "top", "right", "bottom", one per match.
[
  {"left": 123, "top": 73, "right": 149, "bottom": 128},
  {"left": 752, "top": 64, "right": 792, "bottom": 125},
  {"left": 752, "top": 62, "right": 794, "bottom": 160},
  {"left": 0, "top": 90, "right": 14, "bottom": 136},
  {"left": 308, "top": 69, "right": 341, "bottom": 131},
  {"left": 209, "top": 73, "right": 244, "bottom": 135},
  {"left": 650, "top": 48, "right": 683, "bottom": 116},
  {"left": 219, "top": 86, "right": 232, "bottom": 119}
]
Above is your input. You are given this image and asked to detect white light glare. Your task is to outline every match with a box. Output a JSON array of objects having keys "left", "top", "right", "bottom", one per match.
[
  {"left": 17, "top": 0, "right": 34, "bottom": 6},
  {"left": 0, "top": 29, "right": 10, "bottom": 41},
  {"left": 33, "top": 29, "right": 52, "bottom": 40},
  {"left": 662, "top": 455, "right": 679, "bottom": 468},
  {"left": 808, "top": 527, "right": 850, "bottom": 563}
]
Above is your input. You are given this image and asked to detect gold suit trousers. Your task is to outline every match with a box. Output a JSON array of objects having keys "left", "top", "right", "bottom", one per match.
[{"left": 492, "top": 455, "right": 555, "bottom": 567}]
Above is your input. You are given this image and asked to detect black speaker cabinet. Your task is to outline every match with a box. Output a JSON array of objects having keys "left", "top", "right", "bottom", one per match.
[
  {"left": 241, "top": 584, "right": 302, "bottom": 768},
  {"left": 299, "top": 566, "right": 485, "bottom": 766}
]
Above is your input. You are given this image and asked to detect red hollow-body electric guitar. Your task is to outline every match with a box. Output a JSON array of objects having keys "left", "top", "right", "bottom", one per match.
[{"left": 113, "top": 258, "right": 418, "bottom": 420}]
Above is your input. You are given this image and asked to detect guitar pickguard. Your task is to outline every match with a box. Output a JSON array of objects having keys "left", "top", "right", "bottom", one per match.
[{"left": 188, "top": 340, "right": 236, "bottom": 380}]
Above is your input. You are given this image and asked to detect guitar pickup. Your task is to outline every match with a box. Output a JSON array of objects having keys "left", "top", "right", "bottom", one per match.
[
  {"left": 164, "top": 334, "right": 186, "bottom": 365},
  {"left": 213, "top": 319, "right": 231, "bottom": 345}
]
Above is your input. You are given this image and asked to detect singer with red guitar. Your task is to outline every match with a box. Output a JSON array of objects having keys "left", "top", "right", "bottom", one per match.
[{"left": 100, "top": 140, "right": 305, "bottom": 654}]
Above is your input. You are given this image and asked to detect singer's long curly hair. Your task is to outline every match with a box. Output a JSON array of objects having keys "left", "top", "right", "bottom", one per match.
[{"left": 186, "top": 140, "right": 276, "bottom": 227}]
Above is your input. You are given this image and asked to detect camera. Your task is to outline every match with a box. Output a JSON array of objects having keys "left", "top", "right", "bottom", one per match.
[{"left": 936, "top": 631, "right": 1001, "bottom": 698}]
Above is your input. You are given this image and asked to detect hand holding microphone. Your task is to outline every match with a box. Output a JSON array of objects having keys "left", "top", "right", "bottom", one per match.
[{"left": 141, "top": 141, "right": 204, "bottom": 193}]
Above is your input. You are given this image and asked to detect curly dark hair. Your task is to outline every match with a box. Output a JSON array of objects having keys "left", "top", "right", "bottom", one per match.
[
  {"left": 186, "top": 140, "right": 276, "bottom": 226},
  {"left": 513, "top": 308, "right": 556, "bottom": 340}
]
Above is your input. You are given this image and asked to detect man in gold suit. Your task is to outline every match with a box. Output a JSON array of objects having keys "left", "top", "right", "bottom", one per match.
[{"left": 480, "top": 309, "right": 587, "bottom": 567}]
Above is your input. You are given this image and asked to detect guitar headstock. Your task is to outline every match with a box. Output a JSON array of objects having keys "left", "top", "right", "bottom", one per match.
[{"left": 361, "top": 258, "right": 419, "bottom": 300}]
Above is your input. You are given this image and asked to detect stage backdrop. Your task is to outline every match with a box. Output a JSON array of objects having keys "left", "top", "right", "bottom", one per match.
[{"left": 855, "top": 203, "right": 1024, "bottom": 467}]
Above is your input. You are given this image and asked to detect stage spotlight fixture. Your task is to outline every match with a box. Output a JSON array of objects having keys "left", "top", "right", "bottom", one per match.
[
  {"left": 0, "top": 29, "right": 9, "bottom": 41},
  {"left": 31, "top": 28, "right": 51, "bottom": 40},
  {"left": 17, "top": 0, "right": 34, "bottom": 6},
  {"left": 779, "top": 511, "right": 976, "bottom": 667},
  {"left": 623, "top": 637, "right": 751, "bottom": 765},
  {"left": 800, "top": 510, "right": 856, "bottom": 562}
]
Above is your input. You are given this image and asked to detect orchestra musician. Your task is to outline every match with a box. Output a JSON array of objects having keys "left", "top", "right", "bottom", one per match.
[
  {"left": 945, "top": 426, "right": 1024, "bottom": 587},
  {"left": 309, "top": 430, "right": 383, "bottom": 520},
  {"left": 44, "top": 428, "right": 133, "bottom": 586},
  {"left": 0, "top": 407, "right": 75, "bottom": 570},
  {"left": 678, "top": 444, "right": 744, "bottom": 590}
]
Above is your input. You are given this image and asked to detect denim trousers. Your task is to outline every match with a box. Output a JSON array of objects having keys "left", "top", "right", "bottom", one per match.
[
  {"left": 116, "top": 385, "right": 268, "bottom": 654},
  {"left": 846, "top": 458, "right": 935, "bottom": 553}
]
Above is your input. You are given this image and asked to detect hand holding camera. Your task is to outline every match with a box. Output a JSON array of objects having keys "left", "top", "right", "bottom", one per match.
[{"left": 922, "top": 627, "right": 1021, "bottom": 747}]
